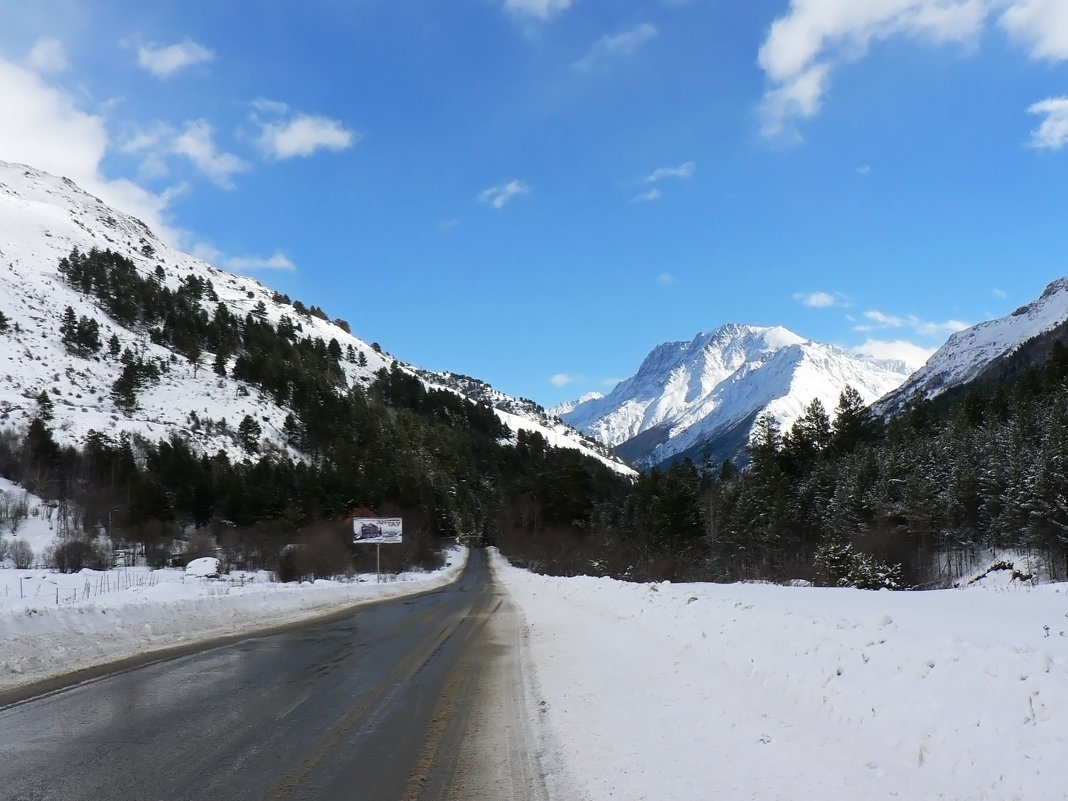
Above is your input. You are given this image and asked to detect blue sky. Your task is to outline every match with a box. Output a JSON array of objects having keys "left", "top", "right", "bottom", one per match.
[{"left": 2, "top": 1, "right": 1067, "bottom": 408}]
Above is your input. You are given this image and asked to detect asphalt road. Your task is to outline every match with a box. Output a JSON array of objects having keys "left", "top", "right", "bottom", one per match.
[{"left": 0, "top": 549, "right": 548, "bottom": 801}]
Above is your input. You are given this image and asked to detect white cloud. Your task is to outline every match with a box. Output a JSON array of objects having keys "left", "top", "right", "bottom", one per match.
[
  {"left": 756, "top": 1, "right": 1068, "bottom": 140},
  {"left": 250, "top": 98, "right": 290, "bottom": 115},
  {"left": 632, "top": 188, "right": 662, "bottom": 202},
  {"left": 760, "top": 1, "right": 987, "bottom": 85},
  {"left": 0, "top": 54, "right": 181, "bottom": 245},
  {"left": 856, "top": 164, "right": 872, "bottom": 175},
  {"left": 119, "top": 124, "right": 171, "bottom": 155},
  {"left": 224, "top": 251, "right": 296, "bottom": 272},
  {"left": 503, "top": 0, "right": 573, "bottom": 20},
  {"left": 759, "top": 62, "right": 833, "bottom": 140},
  {"left": 27, "top": 37, "right": 67, "bottom": 73},
  {"left": 859, "top": 309, "right": 970, "bottom": 336},
  {"left": 757, "top": 1, "right": 988, "bottom": 139},
  {"left": 256, "top": 113, "right": 357, "bottom": 160},
  {"left": 913, "top": 317, "right": 972, "bottom": 337},
  {"left": 120, "top": 125, "right": 176, "bottom": 183},
  {"left": 0, "top": 57, "right": 107, "bottom": 181},
  {"left": 795, "top": 290, "right": 848, "bottom": 308},
  {"left": 862, "top": 309, "right": 906, "bottom": 328},
  {"left": 572, "top": 23, "right": 658, "bottom": 72},
  {"left": 171, "top": 120, "right": 249, "bottom": 188},
  {"left": 137, "top": 152, "right": 170, "bottom": 181},
  {"left": 632, "top": 161, "right": 693, "bottom": 201},
  {"left": 992, "top": 287, "right": 1007, "bottom": 298},
  {"left": 138, "top": 39, "right": 214, "bottom": 78},
  {"left": 647, "top": 161, "right": 695, "bottom": 183},
  {"left": 478, "top": 180, "right": 531, "bottom": 209},
  {"left": 551, "top": 373, "right": 579, "bottom": 387},
  {"left": 658, "top": 272, "right": 677, "bottom": 284},
  {"left": 1000, "top": 0, "right": 1068, "bottom": 61},
  {"left": 192, "top": 243, "right": 295, "bottom": 272},
  {"left": 850, "top": 339, "right": 936, "bottom": 372},
  {"left": 1027, "top": 96, "right": 1068, "bottom": 150}
]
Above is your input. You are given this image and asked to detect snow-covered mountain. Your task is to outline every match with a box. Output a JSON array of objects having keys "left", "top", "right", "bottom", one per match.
[
  {"left": 555, "top": 324, "right": 912, "bottom": 469},
  {"left": 874, "top": 277, "right": 1068, "bottom": 414},
  {"left": 0, "top": 161, "right": 631, "bottom": 474}
]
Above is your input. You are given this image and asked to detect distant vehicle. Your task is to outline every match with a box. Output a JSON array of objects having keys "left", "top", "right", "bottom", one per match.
[
  {"left": 186, "top": 556, "right": 220, "bottom": 578},
  {"left": 358, "top": 522, "right": 382, "bottom": 540}
]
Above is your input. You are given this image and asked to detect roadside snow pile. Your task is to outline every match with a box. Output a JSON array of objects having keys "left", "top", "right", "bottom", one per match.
[
  {"left": 492, "top": 553, "right": 1068, "bottom": 801},
  {"left": 0, "top": 548, "right": 465, "bottom": 695}
]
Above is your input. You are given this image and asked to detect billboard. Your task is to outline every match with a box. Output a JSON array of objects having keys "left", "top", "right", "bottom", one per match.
[{"left": 352, "top": 517, "right": 403, "bottom": 544}]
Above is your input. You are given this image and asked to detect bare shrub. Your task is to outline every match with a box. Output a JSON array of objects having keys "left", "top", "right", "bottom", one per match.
[
  {"left": 278, "top": 525, "right": 351, "bottom": 582},
  {"left": 5, "top": 492, "right": 28, "bottom": 536},
  {"left": 301, "top": 527, "right": 351, "bottom": 580},
  {"left": 9, "top": 538, "right": 34, "bottom": 569},
  {"left": 48, "top": 539, "right": 109, "bottom": 573}
]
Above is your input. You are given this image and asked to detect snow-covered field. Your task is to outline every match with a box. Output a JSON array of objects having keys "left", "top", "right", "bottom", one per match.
[
  {"left": 3, "top": 492, "right": 1066, "bottom": 801},
  {"left": 0, "top": 491, "right": 467, "bottom": 694},
  {"left": 491, "top": 553, "right": 1068, "bottom": 801}
]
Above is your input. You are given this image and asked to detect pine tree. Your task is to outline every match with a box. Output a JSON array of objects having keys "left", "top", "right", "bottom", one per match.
[
  {"left": 36, "top": 391, "right": 54, "bottom": 422},
  {"left": 1025, "top": 397, "right": 1068, "bottom": 564},
  {"left": 60, "top": 307, "right": 102, "bottom": 357},
  {"left": 59, "top": 305, "right": 77, "bottom": 343},
  {"left": 783, "top": 397, "right": 832, "bottom": 472},
  {"left": 832, "top": 386, "right": 872, "bottom": 453},
  {"left": 238, "top": 415, "right": 262, "bottom": 453},
  {"left": 76, "top": 316, "right": 102, "bottom": 355}
]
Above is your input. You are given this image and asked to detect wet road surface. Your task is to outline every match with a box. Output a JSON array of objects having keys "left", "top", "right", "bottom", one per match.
[{"left": 0, "top": 549, "right": 547, "bottom": 801}]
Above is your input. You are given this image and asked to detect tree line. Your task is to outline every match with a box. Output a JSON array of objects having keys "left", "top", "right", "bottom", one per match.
[
  {"left": 7, "top": 246, "right": 1066, "bottom": 588},
  {"left": 501, "top": 346, "right": 1068, "bottom": 588}
]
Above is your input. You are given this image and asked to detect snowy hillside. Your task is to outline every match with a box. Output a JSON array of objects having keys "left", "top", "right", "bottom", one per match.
[
  {"left": 0, "top": 161, "right": 626, "bottom": 471},
  {"left": 0, "top": 161, "right": 393, "bottom": 458},
  {"left": 416, "top": 371, "right": 628, "bottom": 474},
  {"left": 875, "top": 276, "right": 1068, "bottom": 413},
  {"left": 558, "top": 323, "right": 911, "bottom": 469}
]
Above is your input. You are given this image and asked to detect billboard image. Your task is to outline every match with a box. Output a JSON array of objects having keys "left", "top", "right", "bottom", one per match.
[{"left": 352, "top": 517, "right": 403, "bottom": 544}]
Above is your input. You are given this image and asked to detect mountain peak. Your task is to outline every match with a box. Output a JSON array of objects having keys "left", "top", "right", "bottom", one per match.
[{"left": 561, "top": 324, "right": 910, "bottom": 469}]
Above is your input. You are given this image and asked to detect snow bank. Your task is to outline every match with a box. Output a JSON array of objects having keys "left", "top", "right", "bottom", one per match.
[
  {"left": 0, "top": 548, "right": 466, "bottom": 695},
  {"left": 492, "top": 553, "right": 1068, "bottom": 801}
]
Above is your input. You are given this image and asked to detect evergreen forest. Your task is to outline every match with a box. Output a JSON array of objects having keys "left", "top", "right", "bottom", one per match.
[{"left": 2, "top": 246, "right": 1066, "bottom": 589}]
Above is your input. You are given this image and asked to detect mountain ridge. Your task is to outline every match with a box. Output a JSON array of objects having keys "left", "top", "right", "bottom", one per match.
[
  {"left": 556, "top": 323, "right": 911, "bottom": 469},
  {"left": 0, "top": 160, "right": 632, "bottom": 475},
  {"left": 874, "top": 275, "right": 1068, "bottom": 414}
]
